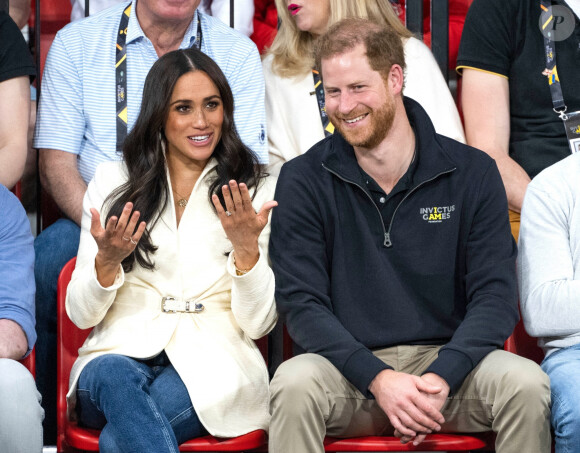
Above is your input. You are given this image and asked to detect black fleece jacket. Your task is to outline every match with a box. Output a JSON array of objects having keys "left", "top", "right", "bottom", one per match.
[{"left": 269, "top": 98, "right": 518, "bottom": 396}]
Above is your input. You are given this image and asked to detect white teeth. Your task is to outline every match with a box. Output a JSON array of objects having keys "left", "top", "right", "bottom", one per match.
[
  {"left": 190, "top": 135, "right": 209, "bottom": 141},
  {"left": 345, "top": 114, "right": 366, "bottom": 124}
]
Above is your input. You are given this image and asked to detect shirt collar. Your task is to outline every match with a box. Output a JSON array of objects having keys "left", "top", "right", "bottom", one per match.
[
  {"left": 126, "top": 1, "right": 145, "bottom": 44},
  {"left": 126, "top": 0, "right": 200, "bottom": 48},
  {"left": 323, "top": 97, "right": 453, "bottom": 186}
]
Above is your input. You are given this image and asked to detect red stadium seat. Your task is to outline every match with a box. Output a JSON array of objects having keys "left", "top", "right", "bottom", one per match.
[
  {"left": 56, "top": 257, "right": 267, "bottom": 452},
  {"left": 324, "top": 432, "right": 495, "bottom": 451},
  {"left": 504, "top": 317, "right": 544, "bottom": 365},
  {"left": 277, "top": 329, "right": 496, "bottom": 452},
  {"left": 19, "top": 347, "right": 35, "bottom": 378}
]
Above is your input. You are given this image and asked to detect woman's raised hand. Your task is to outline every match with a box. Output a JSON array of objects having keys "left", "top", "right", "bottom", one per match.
[
  {"left": 90, "top": 202, "right": 146, "bottom": 286},
  {"left": 212, "top": 180, "right": 277, "bottom": 272}
]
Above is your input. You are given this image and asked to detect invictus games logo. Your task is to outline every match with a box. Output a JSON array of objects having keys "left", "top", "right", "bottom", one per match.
[
  {"left": 539, "top": 4, "right": 576, "bottom": 42},
  {"left": 420, "top": 205, "right": 455, "bottom": 223}
]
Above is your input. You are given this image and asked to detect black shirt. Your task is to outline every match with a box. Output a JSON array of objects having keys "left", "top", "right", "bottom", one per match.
[
  {"left": 0, "top": 12, "right": 35, "bottom": 83},
  {"left": 457, "top": 0, "right": 580, "bottom": 178}
]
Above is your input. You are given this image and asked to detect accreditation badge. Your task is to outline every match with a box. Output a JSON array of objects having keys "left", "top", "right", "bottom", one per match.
[{"left": 563, "top": 111, "right": 580, "bottom": 153}]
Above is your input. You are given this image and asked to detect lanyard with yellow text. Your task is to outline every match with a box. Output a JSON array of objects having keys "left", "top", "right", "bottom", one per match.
[
  {"left": 540, "top": 0, "right": 580, "bottom": 153},
  {"left": 312, "top": 69, "right": 335, "bottom": 137},
  {"left": 115, "top": 5, "right": 203, "bottom": 152}
]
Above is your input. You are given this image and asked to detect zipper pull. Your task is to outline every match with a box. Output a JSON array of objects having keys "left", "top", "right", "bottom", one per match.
[{"left": 384, "top": 232, "right": 392, "bottom": 247}]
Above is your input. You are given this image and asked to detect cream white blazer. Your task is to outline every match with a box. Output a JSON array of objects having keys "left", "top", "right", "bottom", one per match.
[
  {"left": 263, "top": 37, "right": 466, "bottom": 176},
  {"left": 66, "top": 160, "right": 278, "bottom": 437}
]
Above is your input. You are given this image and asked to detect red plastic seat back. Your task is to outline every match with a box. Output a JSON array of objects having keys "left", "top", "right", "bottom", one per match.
[
  {"left": 56, "top": 257, "right": 92, "bottom": 451},
  {"left": 56, "top": 257, "right": 269, "bottom": 452},
  {"left": 19, "top": 348, "right": 36, "bottom": 377},
  {"left": 504, "top": 317, "right": 544, "bottom": 365}
]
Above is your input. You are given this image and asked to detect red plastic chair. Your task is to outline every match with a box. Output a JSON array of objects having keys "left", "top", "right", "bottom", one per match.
[
  {"left": 324, "top": 316, "right": 546, "bottom": 451},
  {"left": 57, "top": 257, "right": 267, "bottom": 452},
  {"left": 504, "top": 317, "right": 544, "bottom": 365},
  {"left": 324, "top": 432, "right": 495, "bottom": 451},
  {"left": 278, "top": 328, "right": 495, "bottom": 452},
  {"left": 20, "top": 347, "right": 36, "bottom": 378},
  {"left": 323, "top": 316, "right": 546, "bottom": 451}
]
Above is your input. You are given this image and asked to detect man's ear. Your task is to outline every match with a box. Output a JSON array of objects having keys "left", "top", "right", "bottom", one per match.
[{"left": 387, "top": 64, "right": 404, "bottom": 96}]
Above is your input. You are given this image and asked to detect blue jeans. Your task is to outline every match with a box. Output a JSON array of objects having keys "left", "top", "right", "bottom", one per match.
[
  {"left": 34, "top": 218, "right": 80, "bottom": 444},
  {"left": 541, "top": 344, "right": 580, "bottom": 453},
  {"left": 77, "top": 353, "right": 206, "bottom": 453}
]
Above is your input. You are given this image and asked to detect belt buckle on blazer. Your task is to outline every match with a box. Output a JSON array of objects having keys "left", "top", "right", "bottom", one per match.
[{"left": 161, "top": 296, "right": 205, "bottom": 313}]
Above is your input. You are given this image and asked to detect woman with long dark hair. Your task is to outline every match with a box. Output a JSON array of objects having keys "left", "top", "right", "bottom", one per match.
[{"left": 65, "top": 47, "right": 278, "bottom": 452}]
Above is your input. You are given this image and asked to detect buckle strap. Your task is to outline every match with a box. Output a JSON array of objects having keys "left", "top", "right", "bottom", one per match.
[{"left": 161, "top": 296, "right": 205, "bottom": 314}]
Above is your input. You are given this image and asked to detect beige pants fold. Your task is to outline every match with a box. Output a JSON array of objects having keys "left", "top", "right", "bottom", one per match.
[{"left": 269, "top": 346, "right": 551, "bottom": 453}]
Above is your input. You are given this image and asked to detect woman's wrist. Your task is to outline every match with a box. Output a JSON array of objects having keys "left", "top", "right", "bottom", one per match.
[
  {"left": 232, "top": 248, "right": 259, "bottom": 275},
  {"left": 94, "top": 253, "right": 122, "bottom": 286}
]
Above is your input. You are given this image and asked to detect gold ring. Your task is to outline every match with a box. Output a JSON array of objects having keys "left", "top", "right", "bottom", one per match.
[{"left": 122, "top": 236, "right": 130, "bottom": 241}]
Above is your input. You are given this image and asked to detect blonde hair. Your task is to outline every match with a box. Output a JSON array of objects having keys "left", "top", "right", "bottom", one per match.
[{"left": 267, "top": 0, "right": 413, "bottom": 78}]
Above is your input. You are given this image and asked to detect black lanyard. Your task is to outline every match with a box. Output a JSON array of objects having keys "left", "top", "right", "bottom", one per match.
[
  {"left": 312, "top": 69, "right": 335, "bottom": 137},
  {"left": 540, "top": 0, "right": 580, "bottom": 153},
  {"left": 541, "top": 0, "right": 567, "bottom": 116},
  {"left": 115, "top": 5, "right": 203, "bottom": 152}
]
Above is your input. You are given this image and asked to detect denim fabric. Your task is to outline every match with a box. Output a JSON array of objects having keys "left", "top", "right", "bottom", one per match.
[
  {"left": 77, "top": 354, "right": 206, "bottom": 453},
  {"left": 542, "top": 344, "right": 580, "bottom": 453},
  {"left": 34, "top": 218, "right": 80, "bottom": 443}
]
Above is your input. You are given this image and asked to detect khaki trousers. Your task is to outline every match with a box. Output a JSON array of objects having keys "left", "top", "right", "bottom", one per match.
[{"left": 269, "top": 346, "right": 551, "bottom": 453}]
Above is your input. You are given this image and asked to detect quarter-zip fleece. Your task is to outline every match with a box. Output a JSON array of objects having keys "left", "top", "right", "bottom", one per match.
[{"left": 270, "top": 97, "right": 518, "bottom": 396}]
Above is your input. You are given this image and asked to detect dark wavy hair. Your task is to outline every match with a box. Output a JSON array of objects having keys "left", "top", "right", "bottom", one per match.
[{"left": 104, "top": 47, "right": 265, "bottom": 272}]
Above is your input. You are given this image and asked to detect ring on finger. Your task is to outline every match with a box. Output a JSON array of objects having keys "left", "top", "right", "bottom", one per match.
[
  {"left": 225, "top": 211, "right": 232, "bottom": 217},
  {"left": 122, "top": 236, "right": 130, "bottom": 241},
  {"left": 130, "top": 238, "right": 138, "bottom": 245}
]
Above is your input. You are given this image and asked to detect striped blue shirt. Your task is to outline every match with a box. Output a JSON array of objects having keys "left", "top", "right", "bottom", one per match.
[{"left": 34, "top": 1, "right": 268, "bottom": 184}]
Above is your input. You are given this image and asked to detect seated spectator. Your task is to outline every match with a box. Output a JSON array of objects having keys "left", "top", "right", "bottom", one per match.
[
  {"left": 251, "top": 0, "right": 277, "bottom": 54},
  {"left": 268, "top": 18, "right": 550, "bottom": 453},
  {"left": 458, "top": 0, "right": 580, "bottom": 240},
  {"left": 263, "top": 0, "right": 465, "bottom": 176},
  {"left": 34, "top": 0, "right": 267, "bottom": 442},
  {"left": 519, "top": 152, "right": 580, "bottom": 453},
  {"left": 66, "top": 47, "right": 277, "bottom": 451},
  {"left": 0, "top": 10, "right": 34, "bottom": 189},
  {"left": 0, "top": 184, "right": 44, "bottom": 453}
]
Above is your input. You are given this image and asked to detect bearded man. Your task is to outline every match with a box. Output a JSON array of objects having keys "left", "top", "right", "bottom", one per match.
[{"left": 268, "top": 17, "right": 551, "bottom": 453}]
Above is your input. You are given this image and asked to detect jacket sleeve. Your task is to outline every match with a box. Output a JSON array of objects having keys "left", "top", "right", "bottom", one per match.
[
  {"left": 424, "top": 160, "right": 519, "bottom": 393},
  {"left": 519, "top": 178, "right": 580, "bottom": 337},
  {"left": 228, "top": 177, "right": 278, "bottom": 339},
  {"left": 270, "top": 164, "right": 390, "bottom": 397},
  {"left": 65, "top": 163, "right": 125, "bottom": 329}
]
